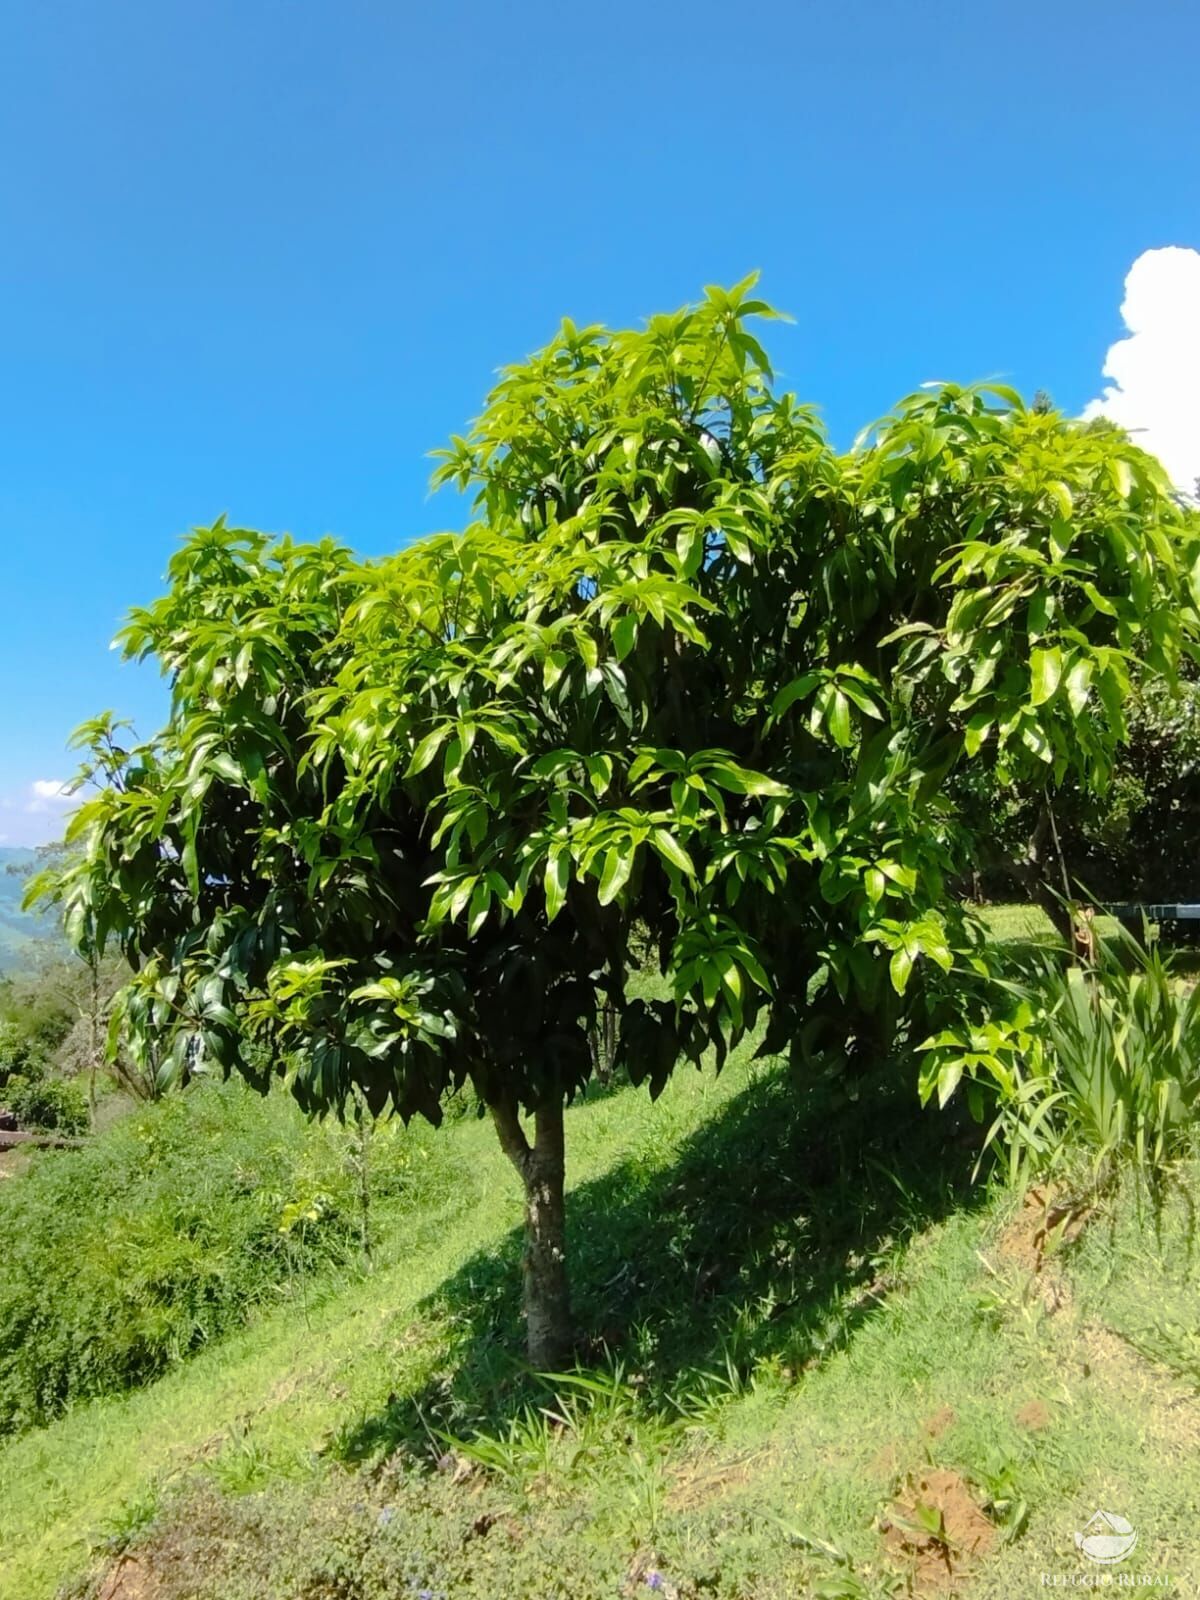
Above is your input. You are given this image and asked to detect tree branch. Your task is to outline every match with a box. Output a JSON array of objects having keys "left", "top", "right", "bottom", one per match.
[{"left": 489, "top": 1096, "right": 531, "bottom": 1175}]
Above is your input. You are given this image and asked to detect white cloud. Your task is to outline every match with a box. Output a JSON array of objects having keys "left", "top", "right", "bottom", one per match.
[
  {"left": 1082, "top": 246, "right": 1200, "bottom": 492},
  {"left": 0, "top": 781, "right": 76, "bottom": 848},
  {"left": 28, "top": 779, "right": 71, "bottom": 805}
]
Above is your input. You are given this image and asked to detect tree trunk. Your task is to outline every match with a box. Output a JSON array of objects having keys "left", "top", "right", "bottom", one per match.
[
  {"left": 87, "top": 952, "right": 101, "bottom": 1112},
  {"left": 490, "top": 1095, "right": 572, "bottom": 1369},
  {"left": 990, "top": 806, "right": 1074, "bottom": 948}
]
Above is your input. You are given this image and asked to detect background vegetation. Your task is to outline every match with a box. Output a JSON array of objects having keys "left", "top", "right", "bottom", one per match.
[{"left": 0, "top": 1078, "right": 455, "bottom": 1434}]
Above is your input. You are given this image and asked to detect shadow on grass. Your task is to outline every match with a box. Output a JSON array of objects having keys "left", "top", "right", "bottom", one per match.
[{"left": 330, "top": 1060, "right": 988, "bottom": 1464}]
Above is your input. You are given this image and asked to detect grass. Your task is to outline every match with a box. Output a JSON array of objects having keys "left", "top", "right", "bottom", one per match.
[
  {"left": 1, "top": 948, "right": 1198, "bottom": 1595},
  {"left": 976, "top": 902, "right": 1057, "bottom": 946},
  {"left": 0, "top": 1057, "right": 761, "bottom": 1596},
  {"left": 975, "top": 901, "right": 1129, "bottom": 946}
]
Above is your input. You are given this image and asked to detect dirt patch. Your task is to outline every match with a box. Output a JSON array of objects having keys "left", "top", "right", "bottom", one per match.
[
  {"left": 994, "top": 1190, "right": 1047, "bottom": 1276},
  {"left": 88, "top": 1484, "right": 258, "bottom": 1600},
  {"left": 990, "top": 1186, "right": 1093, "bottom": 1318},
  {"left": 995, "top": 1187, "right": 1090, "bottom": 1277},
  {"left": 97, "top": 1557, "right": 160, "bottom": 1600},
  {"left": 922, "top": 1405, "right": 956, "bottom": 1440},
  {"left": 664, "top": 1444, "right": 774, "bottom": 1512},
  {"left": 1015, "top": 1398, "right": 1051, "bottom": 1431},
  {"left": 881, "top": 1469, "right": 996, "bottom": 1592}
]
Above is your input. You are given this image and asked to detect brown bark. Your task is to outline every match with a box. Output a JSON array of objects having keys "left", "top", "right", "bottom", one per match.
[{"left": 490, "top": 1095, "right": 572, "bottom": 1369}]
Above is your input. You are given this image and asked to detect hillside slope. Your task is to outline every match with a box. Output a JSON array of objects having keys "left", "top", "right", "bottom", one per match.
[
  {"left": 1, "top": 1052, "right": 1198, "bottom": 1598},
  {"left": 0, "top": 847, "right": 59, "bottom": 973}
]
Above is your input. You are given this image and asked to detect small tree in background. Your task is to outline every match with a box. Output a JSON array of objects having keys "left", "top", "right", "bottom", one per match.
[
  {"left": 959, "top": 668, "right": 1200, "bottom": 910},
  {"left": 38, "top": 279, "right": 1200, "bottom": 1365}
]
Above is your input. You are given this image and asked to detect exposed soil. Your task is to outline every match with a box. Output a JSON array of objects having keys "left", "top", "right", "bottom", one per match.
[
  {"left": 96, "top": 1557, "right": 160, "bottom": 1600},
  {"left": 1015, "top": 1398, "right": 1051, "bottom": 1431},
  {"left": 995, "top": 1186, "right": 1090, "bottom": 1277},
  {"left": 664, "top": 1444, "right": 774, "bottom": 1511},
  {"left": 89, "top": 1487, "right": 244, "bottom": 1600},
  {"left": 881, "top": 1468, "right": 996, "bottom": 1593},
  {"left": 922, "top": 1404, "right": 956, "bottom": 1439},
  {"left": 990, "top": 1185, "right": 1096, "bottom": 1319},
  {"left": 869, "top": 1439, "right": 902, "bottom": 1481}
]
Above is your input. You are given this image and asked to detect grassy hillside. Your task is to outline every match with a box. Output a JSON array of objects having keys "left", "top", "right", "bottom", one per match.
[
  {"left": 0, "top": 1081, "right": 457, "bottom": 1433},
  {"left": 1, "top": 1041, "right": 1197, "bottom": 1598}
]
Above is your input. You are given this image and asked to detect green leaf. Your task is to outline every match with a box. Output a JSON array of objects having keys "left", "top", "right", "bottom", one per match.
[
  {"left": 406, "top": 726, "right": 449, "bottom": 778},
  {"left": 210, "top": 751, "right": 244, "bottom": 785},
  {"left": 597, "top": 847, "right": 633, "bottom": 906},
  {"left": 1188, "top": 552, "right": 1200, "bottom": 612},
  {"left": 468, "top": 878, "right": 491, "bottom": 937},
  {"left": 544, "top": 851, "right": 570, "bottom": 922},
  {"left": 181, "top": 822, "right": 200, "bottom": 900},
  {"left": 1020, "top": 718, "right": 1053, "bottom": 763},
  {"left": 1080, "top": 581, "right": 1117, "bottom": 618},
  {"left": 611, "top": 613, "right": 638, "bottom": 662},
  {"left": 889, "top": 945, "right": 914, "bottom": 995},
  {"left": 1064, "top": 656, "right": 1093, "bottom": 715},
  {"left": 1029, "top": 645, "right": 1062, "bottom": 707},
  {"left": 652, "top": 829, "right": 695, "bottom": 877},
  {"left": 771, "top": 672, "right": 821, "bottom": 717},
  {"left": 878, "top": 860, "right": 917, "bottom": 891},
  {"left": 1046, "top": 480, "right": 1073, "bottom": 519},
  {"left": 1108, "top": 457, "right": 1133, "bottom": 499},
  {"left": 530, "top": 750, "right": 580, "bottom": 780},
  {"left": 837, "top": 678, "right": 883, "bottom": 719},
  {"left": 826, "top": 689, "right": 853, "bottom": 749},
  {"left": 1026, "top": 588, "right": 1050, "bottom": 639},
  {"left": 964, "top": 713, "right": 992, "bottom": 758},
  {"left": 543, "top": 650, "right": 568, "bottom": 690},
  {"left": 603, "top": 662, "right": 633, "bottom": 728},
  {"left": 706, "top": 761, "right": 790, "bottom": 798},
  {"left": 675, "top": 526, "right": 704, "bottom": 576}
]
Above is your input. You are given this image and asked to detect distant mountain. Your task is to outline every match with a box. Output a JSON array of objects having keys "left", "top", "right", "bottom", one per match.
[{"left": 0, "top": 847, "right": 62, "bottom": 973}]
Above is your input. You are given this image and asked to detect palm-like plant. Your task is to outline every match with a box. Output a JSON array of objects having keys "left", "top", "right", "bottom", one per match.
[{"left": 924, "top": 922, "right": 1200, "bottom": 1178}]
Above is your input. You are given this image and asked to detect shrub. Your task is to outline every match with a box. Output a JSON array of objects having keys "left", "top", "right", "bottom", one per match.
[
  {"left": 0, "top": 1078, "right": 451, "bottom": 1433},
  {"left": 922, "top": 926, "right": 1200, "bottom": 1178},
  {"left": 3, "top": 1074, "right": 88, "bottom": 1134},
  {"left": 0, "top": 1020, "right": 49, "bottom": 1086}
]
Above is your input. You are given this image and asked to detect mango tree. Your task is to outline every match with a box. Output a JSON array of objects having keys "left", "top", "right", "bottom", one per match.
[{"left": 39, "top": 279, "right": 1200, "bottom": 1365}]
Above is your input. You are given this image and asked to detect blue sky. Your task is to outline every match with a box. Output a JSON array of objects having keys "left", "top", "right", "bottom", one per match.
[{"left": 2, "top": 0, "right": 1199, "bottom": 845}]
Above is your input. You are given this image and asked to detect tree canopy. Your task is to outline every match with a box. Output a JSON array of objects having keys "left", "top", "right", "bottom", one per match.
[{"left": 40, "top": 278, "right": 1200, "bottom": 1362}]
